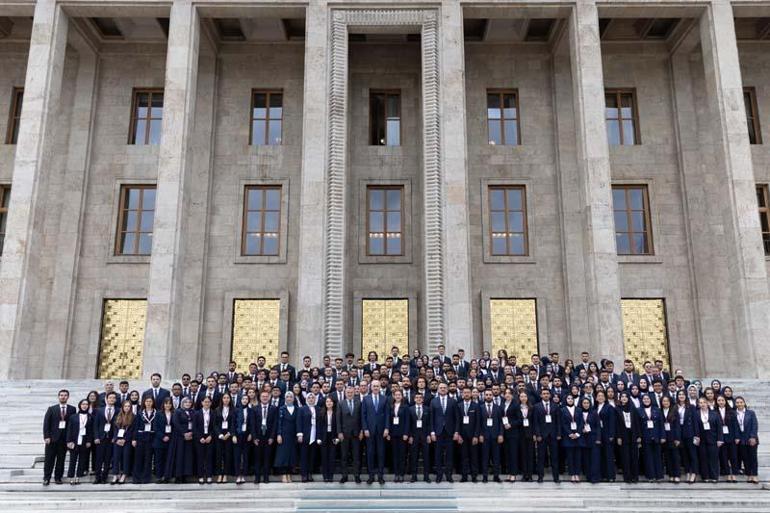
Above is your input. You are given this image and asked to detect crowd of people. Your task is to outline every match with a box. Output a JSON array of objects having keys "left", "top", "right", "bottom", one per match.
[{"left": 42, "top": 347, "right": 760, "bottom": 486}]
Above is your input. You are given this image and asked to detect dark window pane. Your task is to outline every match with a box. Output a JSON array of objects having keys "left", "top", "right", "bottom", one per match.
[
  {"left": 504, "top": 120, "right": 518, "bottom": 145},
  {"left": 387, "top": 234, "right": 401, "bottom": 255},
  {"left": 369, "top": 189, "right": 384, "bottom": 210},
  {"left": 616, "top": 234, "right": 630, "bottom": 255},
  {"left": 386, "top": 189, "right": 401, "bottom": 210},
  {"left": 487, "top": 94, "right": 501, "bottom": 118},
  {"left": 268, "top": 120, "right": 282, "bottom": 144},
  {"left": 269, "top": 93, "right": 282, "bottom": 116},
  {"left": 605, "top": 94, "right": 618, "bottom": 109},
  {"left": 488, "top": 120, "right": 502, "bottom": 145},
  {"left": 138, "top": 233, "right": 153, "bottom": 254},
  {"left": 369, "top": 234, "right": 384, "bottom": 255},
  {"left": 386, "top": 95, "right": 399, "bottom": 118},
  {"left": 253, "top": 92, "right": 267, "bottom": 110},
  {"left": 151, "top": 94, "right": 163, "bottom": 117},
  {"left": 262, "top": 234, "right": 279, "bottom": 255},
  {"left": 760, "top": 211, "right": 769, "bottom": 232},
  {"left": 509, "top": 234, "right": 525, "bottom": 255},
  {"left": 386, "top": 211, "right": 401, "bottom": 232},
  {"left": 614, "top": 211, "right": 628, "bottom": 232},
  {"left": 756, "top": 187, "right": 766, "bottom": 208},
  {"left": 489, "top": 189, "right": 505, "bottom": 211},
  {"left": 492, "top": 235, "right": 507, "bottom": 255},
  {"left": 266, "top": 189, "right": 281, "bottom": 210},
  {"left": 612, "top": 188, "right": 626, "bottom": 210},
  {"left": 503, "top": 95, "right": 517, "bottom": 119},
  {"left": 369, "top": 212, "right": 384, "bottom": 232}
]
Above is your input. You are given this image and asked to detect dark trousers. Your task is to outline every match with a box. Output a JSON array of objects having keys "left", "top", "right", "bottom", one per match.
[
  {"left": 215, "top": 437, "right": 233, "bottom": 476},
  {"left": 565, "top": 446, "right": 581, "bottom": 476},
  {"left": 67, "top": 444, "right": 89, "bottom": 478},
  {"left": 459, "top": 435, "right": 478, "bottom": 478},
  {"left": 480, "top": 439, "right": 501, "bottom": 478},
  {"left": 410, "top": 433, "right": 430, "bottom": 479},
  {"left": 738, "top": 443, "right": 758, "bottom": 475},
  {"left": 195, "top": 441, "right": 214, "bottom": 478},
  {"left": 679, "top": 437, "right": 698, "bottom": 474},
  {"left": 365, "top": 432, "right": 385, "bottom": 478},
  {"left": 663, "top": 441, "right": 681, "bottom": 478},
  {"left": 154, "top": 446, "right": 169, "bottom": 479},
  {"left": 519, "top": 437, "right": 534, "bottom": 479},
  {"left": 94, "top": 439, "right": 113, "bottom": 481},
  {"left": 600, "top": 439, "right": 616, "bottom": 480},
  {"left": 719, "top": 442, "right": 738, "bottom": 475},
  {"left": 536, "top": 436, "right": 559, "bottom": 480},
  {"left": 320, "top": 438, "right": 336, "bottom": 480},
  {"left": 434, "top": 432, "right": 454, "bottom": 479},
  {"left": 698, "top": 442, "right": 719, "bottom": 481},
  {"left": 300, "top": 442, "right": 317, "bottom": 478},
  {"left": 391, "top": 437, "right": 407, "bottom": 477},
  {"left": 44, "top": 440, "right": 67, "bottom": 481},
  {"left": 503, "top": 436, "right": 519, "bottom": 475},
  {"left": 582, "top": 444, "right": 601, "bottom": 483},
  {"left": 254, "top": 439, "right": 272, "bottom": 481},
  {"left": 642, "top": 440, "right": 663, "bottom": 480},
  {"left": 133, "top": 440, "right": 154, "bottom": 483},
  {"left": 340, "top": 435, "right": 361, "bottom": 477},
  {"left": 111, "top": 441, "right": 130, "bottom": 474},
  {"left": 232, "top": 439, "right": 250, "bottom": 476}
]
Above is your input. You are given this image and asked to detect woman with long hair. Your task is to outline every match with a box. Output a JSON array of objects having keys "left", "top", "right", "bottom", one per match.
[
  {"left": 153, "top": 397, "right": 174, "bottom": 483},
  {"left": 193, "top": 395, "right": 215, "bottom": 484},
  {"left": 388, "top": 388, "right": 410, "bottom": 482},
  {"left": 715, "top": 395, "right": 738, "bottom": 482},
  {"left": 110, "top": 400, "right": 134, "bottom": 484},
  {"left": 616, "top": 391, "right": 641, "bottom": 483},
  {"left": 214, "top": 392, "right": 235, "bottom": 483},
  {"left": 232, "top": 394, "right": 253, "bottom": 485},
  {"left": 131, "top": 396, "right": 156, "bottom": 484},
  {"left": 595, "top": 390, "right": 616, "bottom": 482},
  {"left": 319, "top": 395, "right": 338, "bottom": 483},
  {"left": 501, "top": 389, "right": 522, "bottom": 482},
  {"left": 65, "top": 399, "right": 92, "bottom": 485},
  {"left": 734, "top": 396, "right": 759, "bottom": 484},
  {"left": 660, "top": 395, "right": 681, "bottom": 483},
  {"left": 675, "top": 389, "right": 698, "bottom": 484},
  {"left": 694, "top": 396, "right": 723, "bottom": 483}
]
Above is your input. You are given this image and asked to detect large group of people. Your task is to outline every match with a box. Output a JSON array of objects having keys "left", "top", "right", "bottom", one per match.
[{"left": 42, "top": 347, "right": 761, "bottom": 486}]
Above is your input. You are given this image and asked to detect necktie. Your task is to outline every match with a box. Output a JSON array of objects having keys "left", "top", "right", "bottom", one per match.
[
  {"left": 262, "top": 406, "right": 267, "bottom": 433},
  {"left": 60, "top": 406, "right": 66, "bottom": 420},
  {"left": 417, "top": 406, "right": 422, "bottom": 419},
  {"left": 348, "top": 400, "right": 353, "bottom": 413},
  {"left": 487, "top": 404, "right": 492, "bottom": 417},
  {"left": 107, "top": 408, "right": 113, "bottom": 420},
  {"left": 374, "top": 396, "right": 378, "bottom": 410},
  {"left": 441, "top": 397, "right": 446, "bottom": 413},
  {"left": 153, "top": 389, "right": 157, "bottom": 400},
  {"left": 545, "top": 403, "right": 549, "bottom": 415}
]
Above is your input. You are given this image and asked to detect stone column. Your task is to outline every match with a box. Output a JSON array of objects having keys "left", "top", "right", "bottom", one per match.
[
  {"left": 437, "top": 1, "right": 473, "bottom": 355},
  {"left": 698, "top": 2, "right": 770, "bottom": 377},
  {"left": 566, "top": 0, "right": 624, "bottom": 362},
  {"left": 295, "top": 0, "right": 329, "bottom": 362},
  {"left": 0, "top": 0, "right": 69, "bottom": 379},
  {"left": 143, "top": 0, "right": 201, "bottom": 378},
  {"left": 45, "top": 31, "right": 99, "bottom": 377}
]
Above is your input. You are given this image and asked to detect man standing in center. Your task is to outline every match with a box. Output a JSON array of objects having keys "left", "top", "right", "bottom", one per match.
[
  {"left": 361, "top": 381, "right": 387, "bottom": 484},
  {"left": 430, "top": 382, "right": 458, "bottom": 483}
]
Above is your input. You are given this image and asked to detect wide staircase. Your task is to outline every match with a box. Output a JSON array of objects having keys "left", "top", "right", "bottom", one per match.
[{"left": 0, "top": 379, "right": 767, "bottom": 512}]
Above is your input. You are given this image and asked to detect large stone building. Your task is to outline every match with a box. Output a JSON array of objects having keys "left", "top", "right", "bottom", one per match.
[{"left": 0, "top": 0, "right": 768, "bottom": 380}]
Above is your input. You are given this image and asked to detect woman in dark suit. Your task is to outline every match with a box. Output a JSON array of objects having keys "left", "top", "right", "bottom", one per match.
[
  {"left": 560, "top": 394, "right": 583, "bottom": 483},
  {"left": 715, "top": 395, "right": 738, "bottom": 482},
  {"left": 193, "top": 396, "right": 215, "bottom": 483},
  {"left": 232, "top": 394, "right": 253, "bottom": 485},
  {"left": 660, "top": 395, "right": 681, "bottom": 483},
  {"left": 65, "top": 399, "right": 93, "bottom": 484},
  {"left": 694, "top": 396, "right": 723, "bottom": 483},
  {"left": 734, "top": 396, "right": 759, "bottom": 484},
  {"left": 616, "top": 392, "right": 641, "bottom": 483},
  {"left": 153, "top": 397, "right": 173, "bottom": 483},
  {"left": 318, "top": 396, "right": 338, "bottom": 483},
  {"left": 166, "top": 396, "right": 195, "bottom": 483},
  {"left": 274, "top": 391, "right": 299, "bottom": 483},
  {"left": 637, "top": 393, "right": 664, "bottom": 482},
  {"left": 131, "top": 396, "right": 156, "bottom": 484},
  {"left": 213, "top": 392, "right": 235, "bottom": 483},
  {"left": 501, "top": 389, "right": 522, "bottom": 482},
  {"left": 388, "top": 388, "right": 410, "bottom": 482},
  {"left": 595, "top": 390, "right": 616, "bottom": 482},
  {"left": 297, "top": 392, "right": 320, "bottom": 483},
  {"left": 675, "top": 390, "right": 698, "bottom": 483},
  {"left": 517, "top": 391, "right": 535, "bottom": 482},
  {"left": 578, "top": 397, "right": 601, "bottom": 483},
  {"left": 110, "top": 400, "right": 134, "bottom": 484}
]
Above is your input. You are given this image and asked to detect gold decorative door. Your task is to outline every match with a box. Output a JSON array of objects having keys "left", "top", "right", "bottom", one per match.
[
  {"left": 231, "top": 299, "right": 281, "bottom": 371},
  {"left": 361, "top": 299, "right": 409, "bottom": 360},
  {"left": 489, "top": 299, "right": 538, "bottom": 359},
  {"left": 621, "top": 299, "right": 670, "bottom": 368},
  {"left": 97, "top": 299, "right": 147, "bottom": 379}
]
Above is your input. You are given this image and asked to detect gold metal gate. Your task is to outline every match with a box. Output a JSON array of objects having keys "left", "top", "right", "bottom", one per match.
[
  {"left": 361, "top": 299, "right": 408, "bottom": 360},
  {"left": 231, "top": 299, "right": 281, "bottom": 370},
  {"left": 97, "top": 299, "right": 147, "bottom": 379},
  {"left": 490, "top": 299, "right": 538, "bottom": 360},
  {"left": 621, "top": 298, "right": 670, "bottom": 368}
]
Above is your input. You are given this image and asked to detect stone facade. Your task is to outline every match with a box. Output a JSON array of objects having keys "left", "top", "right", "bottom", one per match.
[{"left": 0, "top": 0, "right": 768, "bottom": 379}]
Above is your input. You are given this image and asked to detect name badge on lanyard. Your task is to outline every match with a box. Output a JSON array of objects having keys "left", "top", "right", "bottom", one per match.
[
  {"left": 502, "top": 417, "right": 510, "bottom": 427},
  {"left": 463, "top": 415, "right": 470, "bottom": 425},
  {"left": 664, "top": 422, "right": 671, "bottom": 432},
  {"left": 165, "top": 425, "right": 172, "bottom": 434},
  {"left": 570, "top": 421, "right": 577, "bottom": 431},
  {"left": 703, "top": 421, "right": 710, "bottom": 431},
  {"left": 545, "top": 414, "right": 552, "bottom": 424},
  {"left": 104, "top": 423, "right": 111, "bottom": 433},
  {"left": 523, "top": 418, "right": 529, "bottom": 427},
  {"left": 486, "top": 418, "right": 494, "bottom": 427},
  {"left": 222, "top": 420, "right": 228, "bottom": 429},
  {"left": 145, "top": 423, "right": 152, "bottom": 432},
  {"left": 416, "top": 419, "right": 423, "bottom": 429},
  {"left": 188, "top": 422, "right": 192, "bottom": 431},
  {"left": 647, "top": 420, "right": 654, "bottom": 430},
  {"left": 393, "top": 416, "right": 400, "bottom": 426},
  {"left": 58, "top": 421, "right": 67, "bottom": 430},
  {"left": 722, "top": 425, "right": 729, "bottom": 435},
  {"left": 624, "top": 412, "right": 631, "bottom": 429},
  {"left": 117, "top": 428, "right": 125, "bottom": 438}
]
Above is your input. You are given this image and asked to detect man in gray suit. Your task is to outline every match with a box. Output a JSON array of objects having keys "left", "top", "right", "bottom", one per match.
[{"left": 336, "top": 385, "right": 362, "bottom": 483}]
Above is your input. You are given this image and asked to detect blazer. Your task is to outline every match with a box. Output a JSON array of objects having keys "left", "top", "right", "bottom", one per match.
[
  {"left": 388, "top": 402, "right": 410, "bottom": 437},
  {"left": 43, "top": 404, "right": 77, "bottom": 443},
  {"left": 693, "top": 409, "right": 723, "bottom": 445},
  {"left": 637, "top": 406, "right": 664, "bottom": 443},
  {"left": 336, "top": 397, "right": 361, "bottom": 436},
  {"left": 92, "top": 406, "right": 118, "bottom": 441},
  {"left": 199, "top": 388, "right": 221, "bottom": 409},
  {"left": 596, "top": 403, "right": 616, "bottom": 441},
  {"left": 502, "top": 401, "right": 523, "bottom": 438},
  {"left": 318, "top": 409, "right": 337, "bottom": 439},
  {"left": 132, "top": 410, "right": 158, "bottom": 443},
  {"left": 533, "top": 401, "right": 560, "bottom": 439},
  {"left": 478, "top": 402, "right": 503, "bottom": 439},
  {"left": 559, "top": 406, "right": 584, "bottom": 448},
  {"left": 408, "top": 403, "right": 431, "bottom": 436},
  {"left": 252, "top": 403, "right": 278, "bottom": 440},
  {"left": 660, "top": 408, "right": 681, "bottom": 443},
  {"left": 153, "top": 411, "right": 174, "bottom": 448},
  {"left": 297, "top": 405, "right": 322, "bottom": 443},
  {"left": 361, "top": 394, "right": 388, "bottom": 434},
  {"left": 676, "top": 404, "right": 698, "bottom": 439},
  {"left": 141, "top": 387, "right": 171, "bottom": 405},
  {"left": 716, "top": 407, "right": 737, "bottom": 442},
  {"left": 456, "top": 400, "right": 481, "bottom": 438},
  {"left": 578, "top": 409, "right": 601, "bottom": 446},
  {"left": 272, "top": 364, "right": 296, "bottom": 383},
  {"left": 616, "top": 407, "right": 642, "bottom": 443},
  {"left": 66, "top": 413, "right": 93, "bottom": 445},
  {"left": 734, "top": 409, "right": 759, "bottom": 444},
  {"left": 429, "top": 395, "right": 458, "bottom": 437},
  {"left": 213, "top": 406, "right": 236, "bottom": 438},
  {"left": 111, "top": 416, "right": 134, "bottom": 443},
  {"left": 192, "top": 409, "right": 215, "bottom": 440}
]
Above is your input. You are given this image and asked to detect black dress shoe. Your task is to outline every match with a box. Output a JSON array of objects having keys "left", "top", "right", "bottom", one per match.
[
  {"left": 424, "top": 477, "right": 431, "bottom": 483},
  {"left": 54, "top": 479, "right": 63, "bottom": 485},
  {"left": 367, "top": 477, "right": 374, "bottom": 485},
  {"left": 436, "top": 476, "right": 443, "bottom": 483},
  {"left": 446, "top": 476, "right": 454, "bottom": 483},
  {"left": 43, "top": 479, "right": 50, "bottom": 486},
  {"left": 156, "top": 478, "right": 167, "bottom": 484},
  {"left": 409, "top": 476, "right": 417, "bottom": 483},
  {"left": 482, "top": 476, "right": 488, "bottom": 483},
  {"left": 493, "top": 476, "right": 502, "bottom": 483},
  {"left": 340, "top": 476, "right": 348, "bottom": 484},
  {"left": 537, "top": 477, "right": 544, "bottom": 483},
  {"left": 554, "top": 478, "right": 560, "bottom": 483},
  {"left": 471, "top": 476, "right": 478, "bottom": 483},
  {"left": 354, "top": 476, "right": 361, "bottom": 484},
  {"left": 301, "top": 477, "right": 308, "bottom": 483},
  {"left": 378, "top": 477, "right": 385, "bottom": 485},
  {"left": 460, "top": 476, "right": 468, "bottom": 483}
]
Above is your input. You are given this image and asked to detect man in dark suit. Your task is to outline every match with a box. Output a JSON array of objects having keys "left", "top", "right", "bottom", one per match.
[
  {"left": 533, "top": 388, "right": 560, "bottom": 483},
  {"left": 456, "top": 387, "right": 480, "bottom": 482},
  {"left": 273, "top": 351, "right": 296, "bottom": 384},
  {"left": 430, "top": 382, "right": 457, "bottom": 483},
  {"left": 336, "top": 386, "right": 362, "bottom": 483},
  {"left": 361, "top": 381, "right": 387, "bottom": 484},
  {"left": 409, "top": 392, "right": 431, "bottom": 482},
  {"left": 436, "top": 344, "right": 452, "bottom": 366},
  {"left": 96, "top": 381, "right": 115, "bottom": 408},
  {"left": 141, "top": 373, "right": 171, "bottom": 405},
  {"left": 187, "top": 380, "right": 203, "bottom": 409},
  {"left": 253, "top": 391, "right": 277, "bottom": 483},
  {"left": 224, "top": 361, "right": 238, "bottom": 384},
  {"left": 42, "top": 390, "right": 76, "bottom": 485},
  {"left": 92, "top": 391, "right": 117, "bottom": 484},
  {"left": 200, "top": 376, "right": 221, "bottom": 409},
  {"left": 478, "top": 390, "right": 504, "bottom": 482},
  {"left": 451, "top": 354, "right": 467, "bottom": 378},
  {"left": 619, "top": 359, "right": 640, "bottom": 386}
]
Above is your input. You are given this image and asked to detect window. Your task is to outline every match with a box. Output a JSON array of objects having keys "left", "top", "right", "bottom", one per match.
[
  {"left": 605, "top": 89, "right": 640, "bottom": 145},
  {"left": 488, "top": 185, "right": 528, "bottom": 256},
  {"left": 5, "top": 88, "right": 23, "bottom": 144},
  {"left": 115, "top": 185, "right": 156, "bottom": 256},
  {"left": 744, "top": 87, "right": 762, "bottom": 145},
  {"left": 250, "top": 90, "right": 282, "bottom": 145},
  {"left": 0, "top": 185, "right": 9, "bottom": 256},
  {"left": 367, "top": 186, "right": 403, "bottom": 256},
  {"left": 242, "top": 186, "right": 281, "bottom": 256},
  {"left": 758, "top": 184, "right": 770, "bottom": 256},
  {"left": 369, "top": 90, "right": 400, "bottom": 146},
  {"left": 612, "top": 185, "right": 653, "bottom": 255},
  {"left": 487, "top": 90, "right": 520, "bottom": 145},
  {"left": 129, "top": 89, "right": 163, "bottom": 145}
]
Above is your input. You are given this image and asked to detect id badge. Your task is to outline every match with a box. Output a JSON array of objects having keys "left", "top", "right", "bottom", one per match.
[
  {"left": 416, "top": 420, "right": 423, "bottom": 429},
  {"left": 188, "top": 422, "right": 192, "bottom": 431},
  {"left": 486, "top": 418, "right": 493, "bottom": 427},
  {"left": 117, "top": 428, "right": 125, "bottom": 438},
  {"left": 646, "top": 420, "right": 654, "bottom": 430},
  {"left": 625, "top": 419, "right": 632, "bottom": 429},
  {"left": 584, "top": 424, "right": 591, "bottom": 433},
  {"left": 664, "top": 422, "right": 671, "bottom": 432},
  {"left": 570, "top": 421, "right": 577, "bottom": 431},
  {"left": 145, "top": 423, "right": 152, "bottom": 432},
  {"left": 545, "top": 414, "right": 552, "bottom": 424},
  {"left": 241, "top": 422, "right": 247, "bottom": 432},
  {"left": 58, "top": 421, "right": 66, "bottom": 430},
  {"left": 393, "top": 417, "right": 400, "bottom": 426},
  {"left": 327, "top": 424, "right": 332, "bottom": 433},
  {"left": 165, "top": 425, "right": 172, "bottom": 434},
  {"left": 522, "top": 418, "right": 529, "bottom": 427},
  {"left": 463, "top": 415, "right": 470, "bottom": 425},
  {"left": 79, "top": 427, "right": 86, "bottom": 436},
  {"left": 502, "top": 417, "right": 510, "bottom": 427},
  {"left": 703, "top": 421, "right": 710, "bottom": 431},
  {"left": 722, "top": 425, "right": 729, "bottom": 435},
  {"left": 104, "top": 423, "right": 111, "bottom": 433},
  {"left": 222, "top": 421, "right": 228, "bottom": 429},
  {"left": 600, "top": 420, "right": 604, "bottom": 429}
]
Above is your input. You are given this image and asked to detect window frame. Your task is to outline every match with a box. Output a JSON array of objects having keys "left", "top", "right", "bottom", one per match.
[
  {"left": 5, "top": 87, "right": 23, "bottom": 145},
  {"left": 128, "top": 88, "right": 164, "bottom": 145},
  {"left": 114, "top": 184, "right": 156, "bottom": 256},
  {"left": 758, "top": 184, "right": 770, "bottom": 256},
  {"left": 249, "top": 89, "right": 283, "bottom": 146},
  {"left": 369, "top": 89, "right": 402, "bottom": 147},
  {"left": 612, "top": 184, "right": 654, "bottom": 256},
  {"left": 486, "top": 89, "right": 521, "bottom": 146},
  {"left": 0, "top": 184, "right": 10, "bottom": 256},
  {"left": 605, "top": 88, "right": 641, "bottom": 146},
  {"left": 366, "top": 185, "right": 405, "bottom": 257},
  {"left": 744, "top": 87, "right": 763, "bottom": 145},
  {"left": 241, "top": 185, "right": 283, "bottom": 257},
  {"left": 487, "top": 185, "right": 529, "bottom": 257}
]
